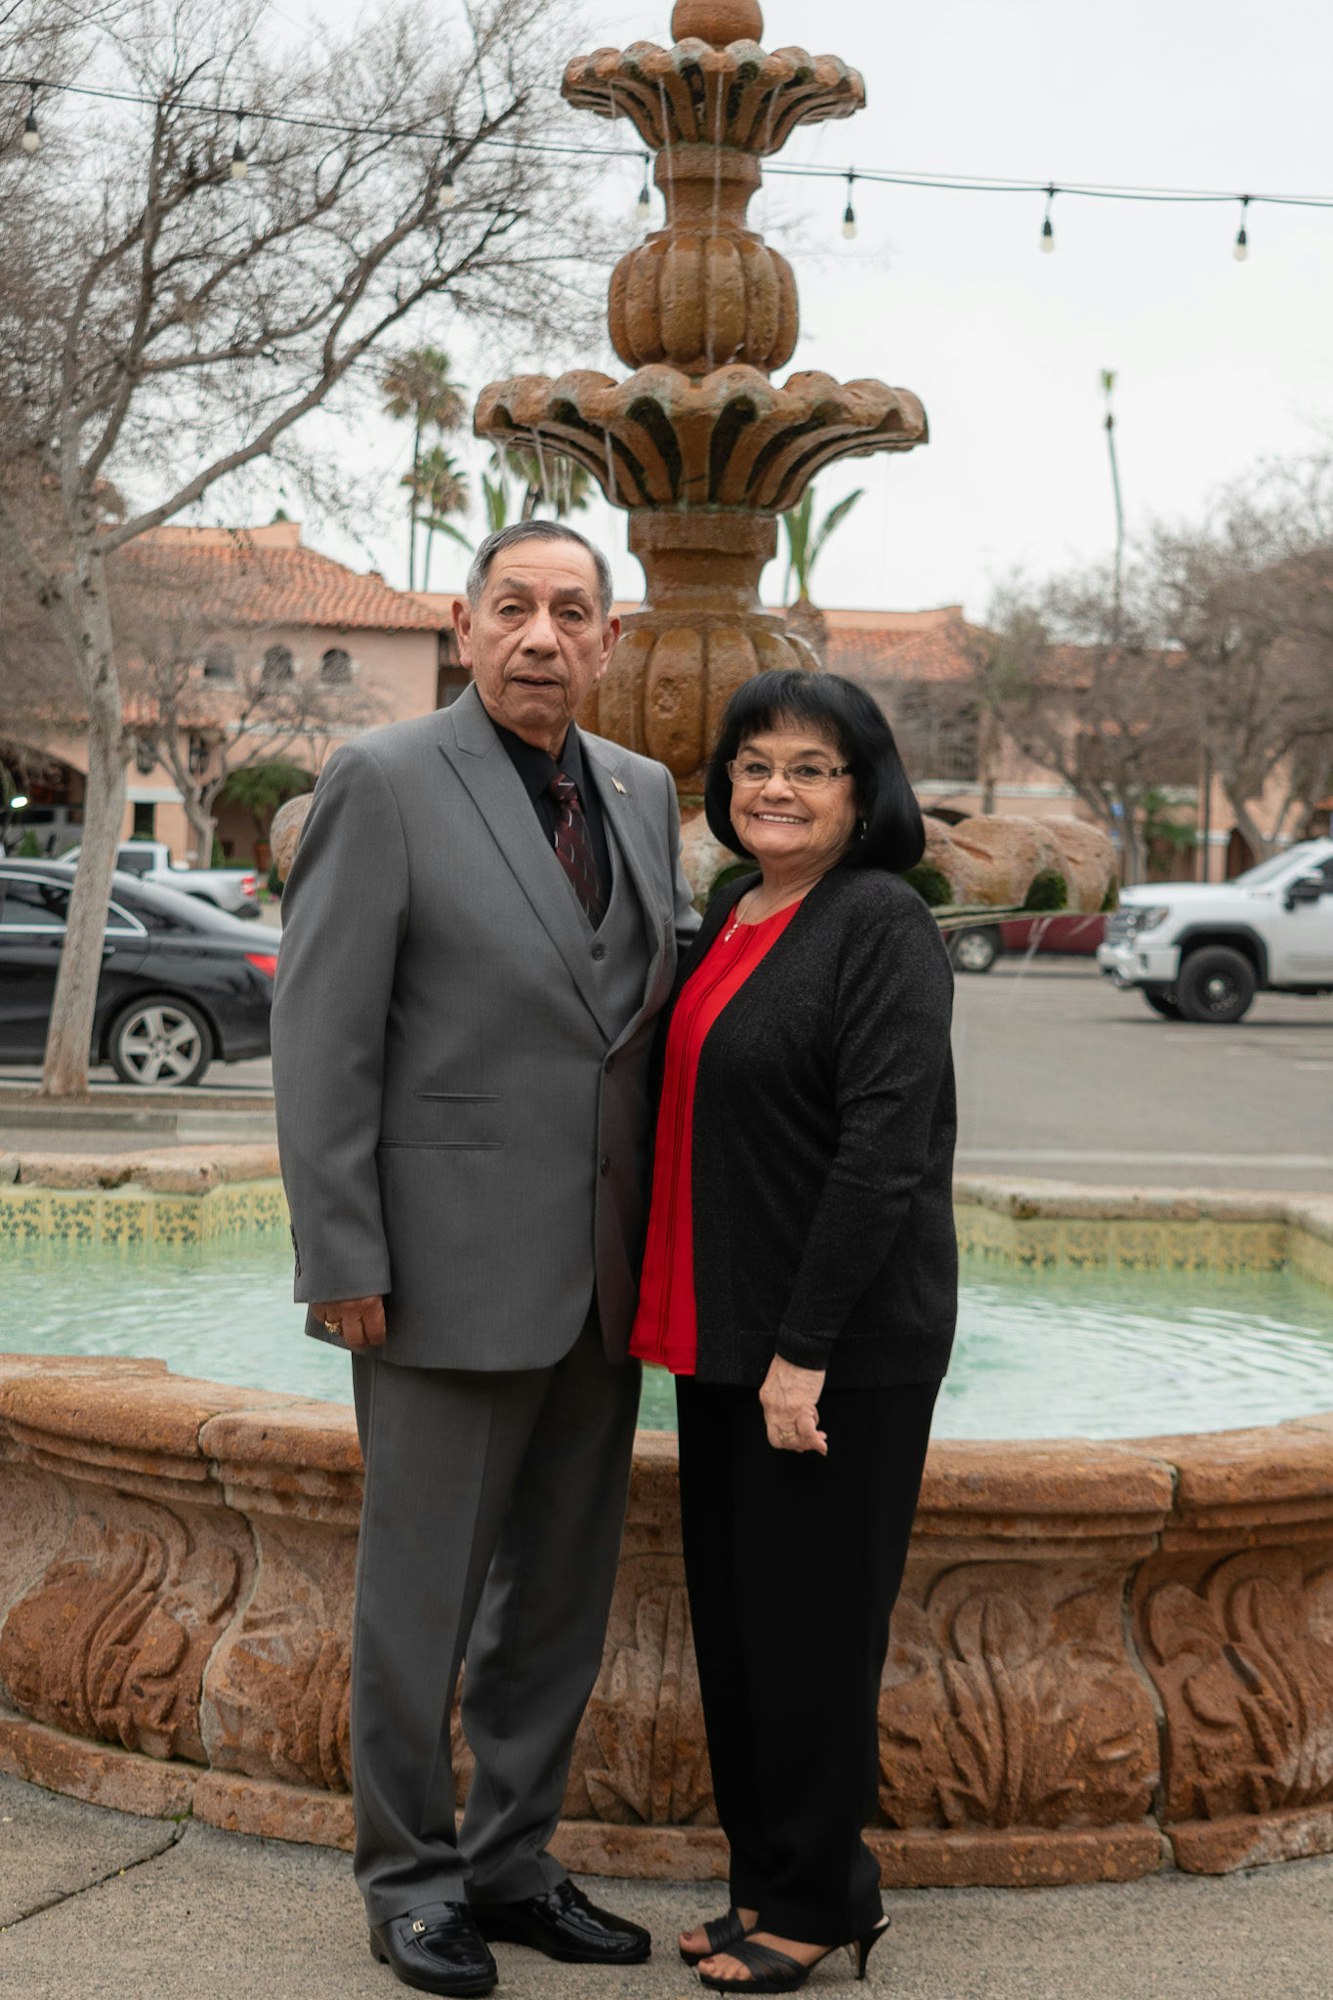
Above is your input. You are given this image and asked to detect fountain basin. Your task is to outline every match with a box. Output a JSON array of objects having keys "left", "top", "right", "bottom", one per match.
[{"left": 2, "top": 1167, "right": 1332, "bottom": 1885}]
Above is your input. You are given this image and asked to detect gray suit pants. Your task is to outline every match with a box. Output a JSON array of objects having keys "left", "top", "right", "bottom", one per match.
[{"left": 349, "top": 1317, "right": 641, "bottom": 1924}]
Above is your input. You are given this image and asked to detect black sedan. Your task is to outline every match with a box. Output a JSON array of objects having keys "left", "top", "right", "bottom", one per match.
[{"left": 0, "top": 860, "right": 276, "bottom": 1086}]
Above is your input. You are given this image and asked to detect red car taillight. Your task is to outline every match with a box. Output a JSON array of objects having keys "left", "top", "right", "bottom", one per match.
[
  {"left": 245, "top": 952, "right": 278, "bottom": 978},
  {"left": 241, "top": 873, "right": 257, "bottom": 895}
]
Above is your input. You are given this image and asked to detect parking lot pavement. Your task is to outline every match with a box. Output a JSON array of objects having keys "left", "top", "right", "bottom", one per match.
[
  {"left": 952, "top": 959, "right": 1333, "bottom": 1190},
  {"left": 3, "top": 957, "right": 1330, "bottom": 1187}
]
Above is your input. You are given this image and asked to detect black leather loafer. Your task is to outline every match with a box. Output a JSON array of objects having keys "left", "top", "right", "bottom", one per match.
[
  {"left": 369, "top": 1906, "right": 497, "bottom": 1996},
  {"left": 472, "top": 1878, "right": 651, "bottom": 1963}
]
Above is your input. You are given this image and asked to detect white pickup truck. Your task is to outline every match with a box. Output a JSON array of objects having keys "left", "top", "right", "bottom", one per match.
[
  {"left": 1097, "top": 837, "right": 1333, "bottom": 1022},
  {"left": 60, "top": 840, "right": 261, "bottom": 918}
]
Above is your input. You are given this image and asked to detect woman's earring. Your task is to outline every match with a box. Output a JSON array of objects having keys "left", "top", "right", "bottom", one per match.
[{"left": 857, "top": 817, "right": 868, "bottom": 841}]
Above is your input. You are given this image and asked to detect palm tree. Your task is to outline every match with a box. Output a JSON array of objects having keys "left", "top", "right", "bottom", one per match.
[
  {"left": 482, "top": 447, "right": 594, "bottom": 534},
  {"left": 381, "top": 348, "right": 469, "bottom": 589},
  {"left": 404, "top": 446, "right": 473, "bottom": 588},
  {"left": 780, "top": 484, "right": 865, "bottom": 604}
]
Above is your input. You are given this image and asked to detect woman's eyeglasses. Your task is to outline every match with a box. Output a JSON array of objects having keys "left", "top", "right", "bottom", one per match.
[{"left": 727, "top": 759, "right": 853, "bottom": 791}]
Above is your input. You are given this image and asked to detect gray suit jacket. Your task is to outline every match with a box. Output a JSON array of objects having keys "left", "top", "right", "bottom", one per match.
[{"left": 271, "top": 686, "right": 698, "bottom": 1370}]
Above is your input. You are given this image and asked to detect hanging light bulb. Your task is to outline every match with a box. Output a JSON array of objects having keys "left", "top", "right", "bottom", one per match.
[
  {"left": 635, "top": 153, "right": 651, "bottom": 223},
  {"left": 1040, "top": 184, "right": 1056, "bottom": 253},
  {"left": 1233, "top": 195, "right": 1249, "bottom": 262},
  {"left": 229, "top": 108, "right": 248, "bottom": 180},
  {"left": 21, "top": 80, "right": 40, "bottom": 156},
  {"left": 841, "top": 171, "right": 857, "bottom": 240}
]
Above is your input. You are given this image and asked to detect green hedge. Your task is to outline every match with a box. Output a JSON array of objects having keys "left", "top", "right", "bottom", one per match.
[
  {"left": 1022, "top": 867, "right": 1068, "bottom": 912},
  {"left": 903, "top": 862, "right": 953, "bottom": 908}
]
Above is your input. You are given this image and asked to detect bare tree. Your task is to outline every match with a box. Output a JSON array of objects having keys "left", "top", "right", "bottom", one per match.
[
  {"left": 1150, "top": 462, "right": 1333, "bottom": 861},
  {"left": 0, "top": 0, "right": 593, "bottom": 1094},
  {"left": 113, "top": 542, "right": 386, "bottom": 863},
  {"left": 979, "top": 572, "right": 1196, "bottom": 884}
]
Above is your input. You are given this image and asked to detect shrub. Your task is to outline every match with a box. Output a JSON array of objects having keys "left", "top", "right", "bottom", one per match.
[
  {"left": 1100, "top": 879, "right": 1120, "bottom": 913},
  {"left": 1023, "top": 867, "right": 1068, "bottom": 912},
  {"left": 903, "top": 862, "right": 952, "bottom": 908}
]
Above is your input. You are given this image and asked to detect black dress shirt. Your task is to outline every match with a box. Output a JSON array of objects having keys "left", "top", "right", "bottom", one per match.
[{"left": 491, "top": 717, "right": 613, "bottom": 909}]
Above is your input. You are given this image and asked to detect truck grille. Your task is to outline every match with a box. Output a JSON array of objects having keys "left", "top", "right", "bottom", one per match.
[{"left": 1103, "top": 911, "right": 1138, "bottom": 944}]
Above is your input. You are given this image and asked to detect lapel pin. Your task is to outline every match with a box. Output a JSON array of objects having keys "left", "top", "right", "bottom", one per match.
[{"left": 611, "top": 777, "right": 627, "bottom": 796}]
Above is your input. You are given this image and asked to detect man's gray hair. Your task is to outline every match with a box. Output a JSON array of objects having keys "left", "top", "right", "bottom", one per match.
[{"left": 465, "top": 520, "right": 615, "bottom": 618}]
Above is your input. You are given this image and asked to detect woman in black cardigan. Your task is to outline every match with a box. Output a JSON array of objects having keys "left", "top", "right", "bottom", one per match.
[{"left": 629, "top": 670, "right": 957, "bottom": 1994}]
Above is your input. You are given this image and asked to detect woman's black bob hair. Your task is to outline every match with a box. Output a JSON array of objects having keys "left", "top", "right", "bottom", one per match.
[{"left": 703, "top": 669, "right": 925, "bottom": 874}]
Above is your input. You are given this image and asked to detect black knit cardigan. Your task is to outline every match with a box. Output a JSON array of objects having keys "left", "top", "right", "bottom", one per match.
[{"left": 672, "top": 864, "right": 958, "bottom": 1389}]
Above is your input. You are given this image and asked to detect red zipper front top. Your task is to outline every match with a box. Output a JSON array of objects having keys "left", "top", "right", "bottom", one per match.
[{"left": 629, "top": 901, "right": 800, "bottom": 1376}]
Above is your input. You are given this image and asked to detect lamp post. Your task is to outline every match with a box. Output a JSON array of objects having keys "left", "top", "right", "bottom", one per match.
[{"left": 1101, "top": 369, "right": 1125, "bottom": 629}]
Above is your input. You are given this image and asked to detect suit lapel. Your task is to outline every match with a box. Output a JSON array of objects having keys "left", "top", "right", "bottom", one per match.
[{"left": 438, "top": 687, "right": 612, "bottom": 1034}]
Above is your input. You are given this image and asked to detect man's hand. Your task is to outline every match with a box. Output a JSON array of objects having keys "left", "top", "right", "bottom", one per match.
[
  {"left": 313, "top": 1296, "right": 387, "bottom": 1351},
  {"left": 758, "top": 1355, "right": 827, "bottom": 1455}
]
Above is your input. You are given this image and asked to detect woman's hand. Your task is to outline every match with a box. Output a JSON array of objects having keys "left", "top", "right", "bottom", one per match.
[{"left": 759, "top": 1355, "right": 827, "bottom": 1454}]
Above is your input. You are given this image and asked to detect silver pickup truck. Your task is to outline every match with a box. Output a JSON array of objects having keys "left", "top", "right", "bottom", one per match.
[
  {"left": 60, "top": 840, "right": 261, "bottom": 918},
  {"left": 1097, "top": 837, "right": 1333, "bottom": 1022}
]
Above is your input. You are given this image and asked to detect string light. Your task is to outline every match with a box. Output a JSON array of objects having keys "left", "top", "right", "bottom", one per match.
[
  {"left": 635, "top": 152, "right": 651, "bottom": 223},
  {"left": 20, "top": 78, "right": 39, "bottom": 155},
  {"left": 229, "top": 107, "right": 247, "bottom": 180},
  {"left": 4, "top": 71, "right": 1332, "bottom": 266},
  {"left": 841, "top": 171, "right": 857, "bottom": 240}
]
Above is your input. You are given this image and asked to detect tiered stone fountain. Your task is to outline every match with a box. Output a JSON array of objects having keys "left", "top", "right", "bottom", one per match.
[
  {"left": 475, "top": 0, "right": 928, "bottom": 788},
  {"left": 474, "top": 0, "right": 1113, "bottom": 918}
]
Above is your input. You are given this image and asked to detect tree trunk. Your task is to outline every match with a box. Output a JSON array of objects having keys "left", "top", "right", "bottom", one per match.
[
  {"left": 40, "top": 571, "right": 127, "bottom": 1097},
  {"left": 183, "top": 793, "right": 217, "bottom": 867},
  {"left": 1216, "top": 776, "right": 1279, "bottom": 863}
]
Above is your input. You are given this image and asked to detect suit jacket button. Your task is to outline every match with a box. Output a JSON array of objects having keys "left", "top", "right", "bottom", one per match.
[
  {"left": 591, "top": 942, "right": 607, "bottom": 960},
  {"left": 600, "top": 1155, "right": 611, "bottom": 1175}
]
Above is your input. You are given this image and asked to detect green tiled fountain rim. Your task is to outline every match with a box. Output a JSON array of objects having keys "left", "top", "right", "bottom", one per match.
[{"left": 0, "top": 1174, "right": 1330, "bottom": 1286}]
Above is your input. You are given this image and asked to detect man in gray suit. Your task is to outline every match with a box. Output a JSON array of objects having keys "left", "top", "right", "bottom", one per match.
[{"left": 271, "top": 521, "right": 697, "bottom": 1997}]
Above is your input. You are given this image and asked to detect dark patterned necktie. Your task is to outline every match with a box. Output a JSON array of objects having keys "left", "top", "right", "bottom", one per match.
[{"left": 548, "top": 772, "right": 606, "bottom": 928}]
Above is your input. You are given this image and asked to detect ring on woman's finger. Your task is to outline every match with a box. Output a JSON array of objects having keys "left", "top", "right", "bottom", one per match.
[{"left": 778, "top": 1428, "right": 795, "bottom": 1443}]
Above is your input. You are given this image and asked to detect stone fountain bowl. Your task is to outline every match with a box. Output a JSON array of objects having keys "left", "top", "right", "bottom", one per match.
[{"left": 1, "top": 1174, "right": 1331, "bottom": 1888}]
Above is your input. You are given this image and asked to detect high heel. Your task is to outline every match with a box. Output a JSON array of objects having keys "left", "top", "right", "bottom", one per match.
[
  {"left": 680, "top": 1907, "right": 750, "bottom": 1967},
  {"left": 696, "top": 1915, "right": 890, "bottom": 1993},
  {"left": 850, "top": 1915, "right": 891, "bottom": 1980}
]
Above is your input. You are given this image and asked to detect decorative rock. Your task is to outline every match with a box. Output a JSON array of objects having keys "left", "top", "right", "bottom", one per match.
[{"left": 270, "top": 792, "right": 313, "bottom": 883}]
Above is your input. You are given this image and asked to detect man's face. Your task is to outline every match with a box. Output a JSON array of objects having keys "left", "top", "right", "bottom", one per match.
[{"left": 453, "top": 539, "right": 619, "bottom": 756}]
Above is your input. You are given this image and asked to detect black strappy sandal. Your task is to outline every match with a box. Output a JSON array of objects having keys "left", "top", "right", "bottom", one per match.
[
  {"left": 695, "top": 1916, "right": 890, "bottom": 1992},
  {"left": 680, "top": 1907, "right": 751, "bottom": 1967}
]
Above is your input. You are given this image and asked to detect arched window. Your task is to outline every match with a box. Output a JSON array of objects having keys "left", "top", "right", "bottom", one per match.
[
  {"left": 320, "top": 647, "right": 353, "bottom": 685},
  {"left": 203, "top": 645, "right": 236, "bottom": 681},
  {"left": 261, "top": 644, "right": 295, "bottom": 687}
]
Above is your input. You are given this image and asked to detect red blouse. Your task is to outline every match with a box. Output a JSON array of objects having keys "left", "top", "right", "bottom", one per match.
[{"left": 629, "top": 900, "right": 800, "bottom": 1376}]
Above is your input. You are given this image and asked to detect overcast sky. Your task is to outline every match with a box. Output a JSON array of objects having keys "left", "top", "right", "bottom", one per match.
[{"left": 262, "top": 0, "right": 1333, "bottom": 620}]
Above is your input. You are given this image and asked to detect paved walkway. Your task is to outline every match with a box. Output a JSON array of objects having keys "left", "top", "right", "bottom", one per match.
[{"left": 3, "top": 1776, "right": 1331, "bottom": 2000}]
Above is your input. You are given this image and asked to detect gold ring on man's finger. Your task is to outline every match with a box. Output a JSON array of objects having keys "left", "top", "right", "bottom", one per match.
[{"left": 322, "top": 1319, "right": 340, "bottom": 1334}]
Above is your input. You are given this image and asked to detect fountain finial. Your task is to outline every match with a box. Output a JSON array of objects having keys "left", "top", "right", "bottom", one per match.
[{"left": 671, "top": 1, "right": 762, "bottom": 44}]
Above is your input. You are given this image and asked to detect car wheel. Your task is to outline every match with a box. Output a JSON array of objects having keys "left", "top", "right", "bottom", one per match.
[
  {"left": 108, "top": 996, "right": 213, "bottom": 1087},
  {"left": 1175, "top": 947, "right": 1257, "bottom": 1025},
  {"left": 1143, "top": 988, "right": 1183, "bottom": 1019},
  {"left": 950, "top": 927, "right": 1001, "bottom": 974}
]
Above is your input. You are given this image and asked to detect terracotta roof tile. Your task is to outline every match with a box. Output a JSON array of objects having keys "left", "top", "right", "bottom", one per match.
[
  {"left": 826, "top": 611, "right": 983, "bottom": 686},
  {"left": 127, "top": 526, "right": 447, "bottom": 633}
]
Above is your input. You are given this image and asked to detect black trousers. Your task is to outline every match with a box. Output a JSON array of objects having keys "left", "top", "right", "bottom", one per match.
[{"left": 675, "top": 1374, "right": 939, "bottom": 1947}]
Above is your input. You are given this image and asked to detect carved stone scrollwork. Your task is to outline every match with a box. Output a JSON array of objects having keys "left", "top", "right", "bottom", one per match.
[
  {"left": 1135, "top": 1549, "right": 1333, "bottom": 1824},
  {"left": 881, "top": 1562, "right": 1160, "bottom": 1832},
  {"left": 570, "top": 1564, "right": 714, "bottom": 1826},
  {"left": 0, "top": 1498, "right": 247, "bottom": 1764}
]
